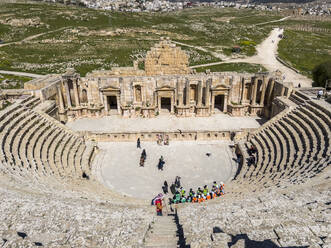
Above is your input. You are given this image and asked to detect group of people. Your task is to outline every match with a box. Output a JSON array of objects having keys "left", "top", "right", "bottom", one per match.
[
  {"left": 162, "top": 177, "right": 225, "bottom": 204},
  {"left": 153, "top": 178, "right": 225, "bottom": 216},
  {"left": 157, "top": 134, "right": 169, "bottom": 146},
  {"left": 247, "top": 145, "right": 257, "bottom": 166},
  {"left": 137, "top": 138, "right": 166, "bottom": 170}
]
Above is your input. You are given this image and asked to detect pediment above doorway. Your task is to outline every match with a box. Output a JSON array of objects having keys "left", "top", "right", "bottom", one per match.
[
  {"left": 156, "top": 85, "right": 175, "bottom": 91},
  {"left": 211, "top": 84, "right": 230, "bottom": 91},
  {"left": 100, "top": 86, "right": 120, "bottom": 92}
]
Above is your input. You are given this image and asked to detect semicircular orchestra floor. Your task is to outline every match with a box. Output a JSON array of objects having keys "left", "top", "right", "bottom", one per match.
[{"left": 95, "top": 140, "right": 235, "bottom": 200}]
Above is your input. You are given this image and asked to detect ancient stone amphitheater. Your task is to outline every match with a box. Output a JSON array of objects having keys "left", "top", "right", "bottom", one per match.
[
  {"left": 1, "top": 86, "right": 330, "bottom": 248},
  {"left": 0, "top": 42, "right": 330, "bottom": 247}
]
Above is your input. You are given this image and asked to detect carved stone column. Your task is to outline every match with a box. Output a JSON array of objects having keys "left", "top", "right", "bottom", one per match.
[
  {"left": 178, "top": 91, "right": 183, "bottom": 106},
  {"left": 57, "top": 85, "right": 65, "bottom": 113},
  {"left": 158, "top": 95, "right": 161, "bottom": 112},
  {"left": 211, "top": 91, "right": 215, "bottom": 113},
  {"left": 205, "top": 80, "right": 210, "bottom": 107},
  {"left": 224, "top": 94, "right": 228, "bottom": 112},
  {"left": 240, "top": 78, "right": 245, "bottom": 104},
  {"left": 185, "top": 80, "right": 190, "bottom": 106},
  {"left": 197, "top": 81, "right": 202, "bottom": 106},
  {"left": 251, "top": 77, "right": 258, "bottom": 105},
  {"left": 65, "top": 81, "right": 72, "bottom": 108},
  {"left": 259, "top": 76, "right": 267, "bottom": 106},
  {"left": 73, "top": 79, "right": 80, "bottom": 107},
  {"left": 267, "top": 79, "right": 275, "bottom": 106},
  {"left": 171, "top": 92, "right": 175, "bottom": 114},
  {"left": 117, "top": 93, "right": 121, "bottom": 115},
  {"left": 99, "top": 90, "right": 104, "bottom": 106},
  {"left": 104, "top": 95, "right": 108, "bottom": 113}
]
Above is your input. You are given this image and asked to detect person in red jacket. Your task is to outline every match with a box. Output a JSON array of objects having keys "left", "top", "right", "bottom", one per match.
[{"left": 155, "top": 199, "right": 163, "bottom": 216}]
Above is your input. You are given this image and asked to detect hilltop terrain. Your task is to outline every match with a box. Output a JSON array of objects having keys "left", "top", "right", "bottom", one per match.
[{"left": 0, "top": 2, "right": 330, "bottom": 77}]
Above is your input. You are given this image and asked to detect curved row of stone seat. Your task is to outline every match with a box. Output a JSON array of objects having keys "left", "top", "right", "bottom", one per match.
[
  {"left": 177, "top": 181, "right": 330, "bottom": 247},
  {"left": 0, "top": 99, "right": 95, "bottom": 181},
  {"left": 236, "top": 99, "right": 330, "bottom": 187},
  {"left": 0, "top": 180, "right": 154, "bottom": 248}
]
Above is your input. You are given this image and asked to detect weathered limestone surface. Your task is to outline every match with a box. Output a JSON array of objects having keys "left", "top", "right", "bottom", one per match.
[
  {"left": 145, "top": 37, "right": 192, "bottom": 76},
  {"left": 0, "top": 39, "right": 328, "bottom": 248},
  {"left": 23, "top": 40, "right": 292, "bottom": 120},
  {"left": 0, "top": 177, "right": 154, "bottom": 248},
  {"left": 177, "top": 183, "right": 330, "bottom": 247}
]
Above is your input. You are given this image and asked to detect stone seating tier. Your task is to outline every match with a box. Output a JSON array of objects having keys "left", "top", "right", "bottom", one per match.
[
  {"left": 235, "top": 98, "right": 330, "bottom": 188},
  {"left": 0, "top": 97, "right": 95, "bottom": 181}
]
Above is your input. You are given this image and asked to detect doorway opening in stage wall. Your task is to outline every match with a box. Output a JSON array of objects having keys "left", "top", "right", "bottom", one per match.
[
  {"left": 160, "top": 97, "right": 171, "bottom": 113},
  {"left": 107, "top": 95, "right": 118, "bottom": 114},
  {"left": 214, "top": 95, "right": 224, "bottom": 112}
]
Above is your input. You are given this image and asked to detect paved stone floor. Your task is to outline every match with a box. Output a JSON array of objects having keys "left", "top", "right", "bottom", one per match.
[
  {"left": 67, "top": 113, "right": 262, "bottom": 132},
  {"left": 97, "top": 140, "right": 235, "bottom": 200}
]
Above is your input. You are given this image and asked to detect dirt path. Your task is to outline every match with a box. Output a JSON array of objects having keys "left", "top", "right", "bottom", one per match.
[
  {"left": 172, "top": 41, "right": 227, "bottom": 60},
  {"left": 255, "top": 16, "right": 290, "bottom": 26},
  {"left": 0, "top": 27, "right": 69, "bottom": 78},
  {"left": 0, "top": 27, "right": 68, "bottom": 48},
  {"left": 191, "top": 28, "right": 312, "bottom": 87},
  {"left": 233, "top": 28, "right": 312, "bottom": 87},
  {"left": 0, "top": 70, "right": 42, "bottom": 78}
]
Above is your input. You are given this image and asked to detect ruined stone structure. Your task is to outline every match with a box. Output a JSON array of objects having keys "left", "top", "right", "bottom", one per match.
[
  {"left": 24, "top": 39, "right": 291, "bottom": 122},
  {"left": 1, "top": 38, "right": 329, "bottom": 247}
]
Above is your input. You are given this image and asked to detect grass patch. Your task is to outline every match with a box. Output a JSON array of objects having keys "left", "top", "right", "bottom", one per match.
[
  {"left": 278, "top": 30, "right": 331, "bottom": 77},
  {"left": 0, "top": 73, "right": 32, "bottom": 89},
  {"left": 0, "top": 3, "right": 278, "bottom": 75},
  {"left": 195, "top": 63, "right": 267, "bottom": 73}
]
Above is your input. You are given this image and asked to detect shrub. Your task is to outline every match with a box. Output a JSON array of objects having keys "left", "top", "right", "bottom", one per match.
[{"left": 312, "top": 61, "right": 331, "bottom": 87}]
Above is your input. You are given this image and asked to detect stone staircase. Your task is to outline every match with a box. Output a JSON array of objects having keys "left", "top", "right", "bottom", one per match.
[{"left": 144, "top": 214, "right": 179, "bottom": 248}]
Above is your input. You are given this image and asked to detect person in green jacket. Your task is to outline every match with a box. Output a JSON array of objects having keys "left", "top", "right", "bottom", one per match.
[{"left": 203, "top": 185, "right": 209, "bottom": 197}]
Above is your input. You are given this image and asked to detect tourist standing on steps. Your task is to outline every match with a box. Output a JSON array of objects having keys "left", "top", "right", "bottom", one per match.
[
  {"left": 137, "top": 138, "right": 141, "bottom": 149},
  {"left": 155, "top": 198, "right": 163, "bottom": 216}
]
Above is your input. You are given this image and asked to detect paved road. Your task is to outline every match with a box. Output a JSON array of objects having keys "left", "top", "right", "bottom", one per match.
[{"left": 0, "top": 70, "right": 43, "bottom": 78}]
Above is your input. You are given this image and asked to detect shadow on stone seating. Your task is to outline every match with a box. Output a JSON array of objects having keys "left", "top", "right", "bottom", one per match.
[
  {"left": 213, "top": 226, "right": 309, "bottom": 248},
  {"left": 169, "top": 210, "right": 190, "bottom": 248},
  {"left": 256, "top": 117, "right": 268, "bottom": 126}
]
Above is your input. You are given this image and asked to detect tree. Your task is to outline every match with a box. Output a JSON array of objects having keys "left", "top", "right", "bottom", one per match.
[{"left": 312, "top": 61, "right": 331, "bottom": 87}]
